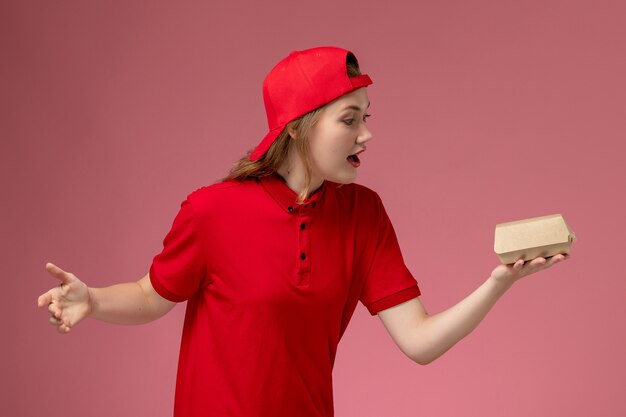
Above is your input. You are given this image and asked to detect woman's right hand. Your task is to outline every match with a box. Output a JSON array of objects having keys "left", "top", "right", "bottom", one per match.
[{"left": 38, "top": 263, "right": 91, "bottom": 334}]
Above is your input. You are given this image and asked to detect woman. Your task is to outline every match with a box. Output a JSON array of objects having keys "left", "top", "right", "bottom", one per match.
[{"left": 38, "top": 46, "right": 568, "bottom": 417}]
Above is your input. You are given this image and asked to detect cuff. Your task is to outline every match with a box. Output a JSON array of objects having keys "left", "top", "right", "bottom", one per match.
[{"left": 366, "top": 285, "right": 421, "bottom": 315}]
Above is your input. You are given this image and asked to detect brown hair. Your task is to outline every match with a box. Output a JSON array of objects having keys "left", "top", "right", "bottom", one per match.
[{"left": 222, "top": 53, "right": 362, "bottom": 204}]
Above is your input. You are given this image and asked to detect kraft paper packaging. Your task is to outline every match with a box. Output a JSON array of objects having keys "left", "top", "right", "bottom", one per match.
[{"left": 494, "top": 214, "right": 576, "bottom": 264}]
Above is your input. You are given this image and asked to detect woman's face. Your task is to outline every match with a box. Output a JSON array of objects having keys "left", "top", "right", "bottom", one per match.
[{"left": 307, "top": 87, "right": 373, "bottom": 185}]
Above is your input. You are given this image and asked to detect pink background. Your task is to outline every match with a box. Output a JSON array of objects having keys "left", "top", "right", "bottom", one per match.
[{"left": 3, "top": 0, "right": 625, "bottom": 416}]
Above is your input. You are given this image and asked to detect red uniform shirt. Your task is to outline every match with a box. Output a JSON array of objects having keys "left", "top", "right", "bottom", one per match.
[{"left": 150, "top": 173, "right": 420, "bottom": 416}]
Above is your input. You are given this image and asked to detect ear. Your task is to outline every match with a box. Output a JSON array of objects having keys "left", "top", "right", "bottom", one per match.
[{"left": 287, "top": 126, "right": 298, "bottom": 139}]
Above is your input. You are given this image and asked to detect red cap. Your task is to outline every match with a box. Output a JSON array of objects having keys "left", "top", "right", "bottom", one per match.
[{"left": 249, "top": 46, "right": 373, "bottom": 161}]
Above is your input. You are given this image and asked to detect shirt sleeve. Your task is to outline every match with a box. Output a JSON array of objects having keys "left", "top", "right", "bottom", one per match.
[
  {"left": 149, "top": 197, "right": 206, "bottom": 302},
  {"left": 359, "top": 194, "right": 420, "bottom": 315}
]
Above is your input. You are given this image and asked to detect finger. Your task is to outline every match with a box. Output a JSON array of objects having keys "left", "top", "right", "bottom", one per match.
[
  {"left": 528, "top": 257, "right": 547, "bottom": 268},
  {"left": 513, "top": 259, "right": 525, "bottom": 270},
  {"left": 48, "top": 303, "right": 60, "bottom": 318},
  {"left": 45, "top": 262, "right": 75, "bottom": 285},
  {"left": 37, "top": 291, "right": 54, "bottom": 307},
  {"left": 49, "top": 316, "right": 63, "bottom": 326},
  {"left": 39, "top": 285, "right": 65, "bottom": 307},
  {"left": 58, "top": 323, "right": 71, "bottom": 334},
  {"left": 547, "top": 254, "right": 566, "bottom": 266}
]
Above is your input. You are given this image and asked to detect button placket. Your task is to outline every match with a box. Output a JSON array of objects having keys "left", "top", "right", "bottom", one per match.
[{"left": 296, "top": 204, "right": 313, "bottom": 286}]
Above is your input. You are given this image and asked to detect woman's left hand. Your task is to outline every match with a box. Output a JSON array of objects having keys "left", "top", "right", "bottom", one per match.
[{"left": 490, "top": 253, "right": 570, "bottom": 287}]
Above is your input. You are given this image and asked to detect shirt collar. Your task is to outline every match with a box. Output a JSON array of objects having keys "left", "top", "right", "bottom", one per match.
[{"left": 260, "top": 172, "right": 327, "bottom": 213}]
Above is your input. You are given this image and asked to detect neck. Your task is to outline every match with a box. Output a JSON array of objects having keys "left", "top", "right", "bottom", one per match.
[{"left": 276, "top": 148, "right": 323, "bottom": 199}]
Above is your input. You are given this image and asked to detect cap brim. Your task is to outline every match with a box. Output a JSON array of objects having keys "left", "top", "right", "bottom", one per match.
[
  {"left": 249, "top": 125, "right": 284, "bottom": 161},
  {"left": 350, "top": 74, "right": 373, "bottom": 89}
]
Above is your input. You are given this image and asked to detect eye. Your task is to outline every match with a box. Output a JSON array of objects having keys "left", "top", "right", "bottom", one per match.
[
  {"left": 363, "top": 113, "right": 371, "bottom": 123},
  {"left": 343, "top": 118, "right": 355, "bottom": 126}
]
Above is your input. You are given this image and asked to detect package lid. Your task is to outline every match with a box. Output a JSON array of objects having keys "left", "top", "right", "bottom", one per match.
[{"left": 494, "top": 213, "right": 577, "bottom": 254}]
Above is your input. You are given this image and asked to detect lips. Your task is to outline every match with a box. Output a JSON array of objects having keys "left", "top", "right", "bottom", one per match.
[{"left": 347, "top": 149, "right": 366, "bottom": 168}]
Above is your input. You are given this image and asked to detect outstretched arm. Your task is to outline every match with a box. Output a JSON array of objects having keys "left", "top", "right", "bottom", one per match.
[
  {"left": 37, "top": 263, "right": 176, "bottom": 333},
  {"left": 378, "top": 254, "right": 569, "bottom": 365}
]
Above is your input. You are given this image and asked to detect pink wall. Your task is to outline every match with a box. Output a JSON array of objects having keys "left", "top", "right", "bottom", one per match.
[{"left": 3, "top": 0, "right": 625, "bottom": 416}]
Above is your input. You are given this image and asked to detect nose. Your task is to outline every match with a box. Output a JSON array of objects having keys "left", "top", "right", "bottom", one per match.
[{"left": 357, "top": 122, "right": 373, "bottom": 145}]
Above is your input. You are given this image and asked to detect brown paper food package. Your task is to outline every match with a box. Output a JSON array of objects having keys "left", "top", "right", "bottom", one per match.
[{"left": 494, "top": 214, "right": 576, "bottom": 264}]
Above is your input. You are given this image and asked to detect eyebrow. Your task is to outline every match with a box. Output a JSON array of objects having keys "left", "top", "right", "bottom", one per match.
[{"left": 340, "top": 102, "right": 371, "bottom": 112}]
